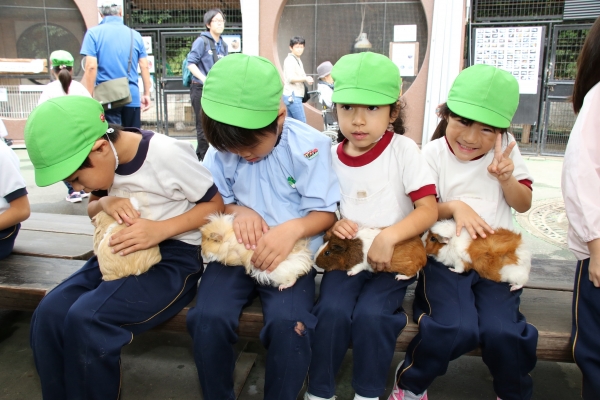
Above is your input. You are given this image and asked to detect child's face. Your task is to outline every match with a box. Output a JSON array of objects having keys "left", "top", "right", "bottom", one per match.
[
  {"left": 445, "top": 116, "right": 501, "bottom": 161},
  {"left": 228, "top": 131, "right": 280, "bottom": 163},
  {"left": 336, "top": 103, "right": 393, "bottom": 155},
  {"left": 63, "top": 140, "right": 115, "bottom": 193}
]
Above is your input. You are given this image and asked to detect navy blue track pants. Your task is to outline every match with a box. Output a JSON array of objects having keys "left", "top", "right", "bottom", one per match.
[
  {"left": 30, "top": 239, "right": 203, "bottom": 400},
  {"left": 572, "top": 258, "right": 600, "bottom": 400},
  {"left": 308, "top": 270, "right": 414, "bottom": 399},
  {"left": 186, "top": 262, "right": 317, "bottom": 400},
  {"left": 397, "top": 258, "right": 538, "bottom": 400}
]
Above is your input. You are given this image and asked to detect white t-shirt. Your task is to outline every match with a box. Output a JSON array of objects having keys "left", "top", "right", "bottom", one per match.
[
  {"left": 0, "top": 140, "right": 27, "bottom": 215},
  {"left": 422, "top": 134, "right": 533, "bottom": 230},
  {"left": 99, "top": 130, "right": 216, "bottom": 245},
  {"left": 37, "top": 80, "right": 91, "bottom": 105},
  {"left": 282, "top": 53, "right": 307, "bottom": 97},
  {"left": 331, "top": 131, "right": 437, "bottom": 228}
]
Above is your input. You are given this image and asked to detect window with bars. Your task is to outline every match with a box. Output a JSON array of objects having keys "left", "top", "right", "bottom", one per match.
[
  {"left": 126, "top": 0, "right": 242, "bottom": 28},
  {"left": 553, "top": 27, "right": 589, "bottom": 80},
  {"left": 473, "top": 0, "right": 565, "bottom": 22}
]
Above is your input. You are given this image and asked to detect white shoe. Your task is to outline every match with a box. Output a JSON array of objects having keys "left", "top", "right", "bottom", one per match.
[
  {"left": 304, "top": 392, "right": 336, "bottom": 400},
  {"left": 65, "top": 192, "right": 82, "bottom": 203},
  {"left": 79, "top": 190, "right": 90, "bottom": 198}
]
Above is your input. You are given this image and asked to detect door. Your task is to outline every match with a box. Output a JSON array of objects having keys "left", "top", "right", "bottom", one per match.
[{"left": 540, "top": 24, "right": 590, "bottom": 156}]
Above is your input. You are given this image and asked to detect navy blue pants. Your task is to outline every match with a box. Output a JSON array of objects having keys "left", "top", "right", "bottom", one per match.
[
  {"left": 572, "top": 258, "right": 600, "bottom": 400},
  {"left": 105, "top": 106, "right": 141, "bottom": 129},
  {"left": 0, "top": 223, "right": 20, "bottom": 260},
  {"left": 397, "top": 258, "right": 538, "bottom": 400},
  {"left": 308, "top": 270, "right": 414, "bottom": 399},
  {"left": 187, "top": 262, "right": 317, "bottom": 400},
  {"left": 30, "top": 239, "right": 203, "bottom": 400}
]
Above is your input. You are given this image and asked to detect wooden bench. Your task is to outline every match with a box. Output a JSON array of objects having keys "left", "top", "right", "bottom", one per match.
[{"left": 0, "top": 255, "right": 575, "bottom": 363}]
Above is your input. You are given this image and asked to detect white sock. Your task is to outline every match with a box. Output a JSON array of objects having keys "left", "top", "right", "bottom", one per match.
[
  {"left": 353, "top": 394, "right": 378, "bottom": 400},
  {"left": 304, "top": 392, "right": 335, "bottom": 400}
]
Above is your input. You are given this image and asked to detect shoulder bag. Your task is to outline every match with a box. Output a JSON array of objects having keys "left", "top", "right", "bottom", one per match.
[{"left": 93, "top": 29, "right": 134, "bottom": 110}]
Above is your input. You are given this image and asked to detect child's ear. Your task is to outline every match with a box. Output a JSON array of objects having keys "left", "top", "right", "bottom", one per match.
[
  {"left": 91, "top": 139, "right": 106, "bottom": 152},
  {"left": 275, "top": 104, "right": 287, "bottom": 133}
]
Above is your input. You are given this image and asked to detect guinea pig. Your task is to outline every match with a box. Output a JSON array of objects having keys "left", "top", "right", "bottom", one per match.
[
  {"left": 422, "top": 219, "right": 531, "bottom": 291},
  {"left": 91, "top": 198, "right": 162, "bottom": 281},
  {"left": 314, "top": 228, "right": 427, "bottom": 280},
  {"left": 200, "top": 213, "right": 313, "bottom": 290}
]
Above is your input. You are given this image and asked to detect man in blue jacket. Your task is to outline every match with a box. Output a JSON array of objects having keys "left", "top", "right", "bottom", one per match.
[
  {"left": 187, "top": 9, "right": 228, "bottom": 160},
  {"left": 80, "top": 2, "right": 151, "bottom": 128}
]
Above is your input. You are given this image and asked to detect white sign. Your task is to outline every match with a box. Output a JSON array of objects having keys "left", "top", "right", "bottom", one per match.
[
  {"left": 390, "top": 42, "right": 419, "bottom": 77},
  {"left": 142, "top": 36, "right": 152, "bottom": 54},
  {"left": 0, "top": 59, "right": 45, "bottom": 74},
  {"left": 473, "top": 26, "right": 543, "bottom": 94},
  {"left": 394, "top": 25, "right": 417, "bottom": 42},
  {"left": 0, "top": 88, "right": 7, "bottom": 102},
  {"left": 222, "top": 35, "right": 242, "bottom": 53}
]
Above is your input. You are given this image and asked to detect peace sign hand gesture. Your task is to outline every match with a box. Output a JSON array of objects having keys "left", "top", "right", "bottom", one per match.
[{"left": 487, "top": 134, "right": 516, "bottom": 182}]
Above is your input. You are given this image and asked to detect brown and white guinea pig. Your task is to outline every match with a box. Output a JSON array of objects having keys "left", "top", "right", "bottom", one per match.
[
  {"left": 91, "top": 198, "right": 162, "bottom": 281},
  {"left": 200, "top": 213, "right": 313, "bottom": 290},
  {"left": 314, "top": 228, "right": 427, "bottom": 280},
  {"left": 422, "top": 219, "right": 531, "bottom": 291}
]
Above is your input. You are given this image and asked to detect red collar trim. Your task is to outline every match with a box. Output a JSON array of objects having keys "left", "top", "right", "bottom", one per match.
[
  {"left": 444, "top": 136, "right": 485, "bottom": 161},
  {"left": 337, "top": 131, "right": 394, "bottom": 167}
]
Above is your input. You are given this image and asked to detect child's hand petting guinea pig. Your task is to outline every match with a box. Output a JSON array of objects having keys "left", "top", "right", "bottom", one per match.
[
  {"left": 367, "top": 229, "right": 397, "bottom": 271},
  {"left": 332, "top": 218, "right": 359, "bottom": 239}
]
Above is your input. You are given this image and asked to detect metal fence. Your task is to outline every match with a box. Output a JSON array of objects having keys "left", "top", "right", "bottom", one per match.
[
  {"left": 125, "top": 0, "right": 242, "bottom": 28},
  {"left": 0, "top": 86, "right": 44, "bottom": 119},
  {"left": 473, "top": 0, "right": 565, "bottom": 22}
]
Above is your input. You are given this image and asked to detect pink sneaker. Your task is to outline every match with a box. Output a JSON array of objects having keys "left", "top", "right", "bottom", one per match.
[
  {"left": 388, "top": 386, "right": 428, "bottom": 400},
  {"left": 388, "top": 362, "right": 427, "bottom": 400}
]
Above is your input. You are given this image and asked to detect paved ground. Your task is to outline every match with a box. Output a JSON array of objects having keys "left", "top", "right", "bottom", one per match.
[{"left": 0, "top": 144, "right": 582, "bottom": 399}]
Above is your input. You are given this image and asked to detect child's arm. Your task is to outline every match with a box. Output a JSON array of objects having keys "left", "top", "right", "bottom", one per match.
[
  {"left": 367, "top": 195, "right": 437, "bottom": 271},
  {"left": 488, "top": 134, "right": 532, "bottom": 213},
  {"left": 108, "top": 192, "right": 224, "bottom": 256},
  {"left": 0, "top": 195, "right": 30, "bottom": 231},
  {"left": 252, "top": 211, "right": 336, "bottom": 272}
]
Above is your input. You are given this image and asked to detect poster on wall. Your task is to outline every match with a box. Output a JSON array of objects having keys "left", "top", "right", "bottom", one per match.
[
  {"left": 142, "top": 36, "right": 153, "bottom": 54},
  {"left": 389, "top": 42, "right": 419, "bottom": 77},
  {"left": 222, "top": 35, "right": 242, "bottom": 53},
  {"left": 473, "top": 26, "right": 543, "bottom": 94}
]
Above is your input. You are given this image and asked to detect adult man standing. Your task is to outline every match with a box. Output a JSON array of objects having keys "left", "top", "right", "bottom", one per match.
[
  {"left": 81, "top": 2, "right": 151, "bottom": 128},
  {"left": 187, "top": 9, "right": 228, "bottom": 160}
]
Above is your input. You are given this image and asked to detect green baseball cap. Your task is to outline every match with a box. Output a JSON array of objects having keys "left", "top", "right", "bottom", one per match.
[
  {"left": 50, "top": 50, "right": 74, "bottom": 68},
  {"left": 24, "top": 96, "right": 108, "bottom": 187},
  {"left": 201, "top": 54, "right": 283, "bottom": 129},
  {"left": 331, "top": 52, "right": 401, "bottom": 106},
  {"left": 447, "top": 64, "right": 519, "bottom": 129}
]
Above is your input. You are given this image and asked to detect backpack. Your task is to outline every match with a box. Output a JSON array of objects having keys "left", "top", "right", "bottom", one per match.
[
  {"left": 183, "top": 36, "right": 228, "bottom": 87},
  {"left": 182, "top": 53, "right": 192, "bottom": 87}
]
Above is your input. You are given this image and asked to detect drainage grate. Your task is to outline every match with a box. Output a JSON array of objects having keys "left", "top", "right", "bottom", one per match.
[{"left": 515, "top": 198, "right": 569, "bottom": 248}]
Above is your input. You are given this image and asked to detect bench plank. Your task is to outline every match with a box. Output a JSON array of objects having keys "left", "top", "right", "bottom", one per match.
[
  {"left": 21, "top": 212, "right": 94, "bottom": 236},
  {"left": 0, "top": 255, "right": 574, "bottom": 362},
  {"left": 13, "top": 230, "right": 94, "bottom": 260},
  {"left": 0, "top": 255, "right": 84, "bottom": 310}
]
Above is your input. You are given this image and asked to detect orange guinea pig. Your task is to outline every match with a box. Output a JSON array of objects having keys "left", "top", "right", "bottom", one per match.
[
  {"left": 314, "top": 227, "right": 426, "bottom": 280},
  {"left": 422, "top": 220, "right": 531, "bottom": 291}
]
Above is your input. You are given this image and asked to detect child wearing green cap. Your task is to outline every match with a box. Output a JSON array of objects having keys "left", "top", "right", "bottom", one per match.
[
  {"left": 305, "top": 52, "right": 438, "bottom": 400},
  {"left": 389, "top": 64, "right": 537, "bottom": 400},
  {"left": 185, "top": 53, "right": 340, "bottom": 400},
  {"left": 24, "top": 95, "right": 224, "bottom": 399},
  {"left": 39, "top": 49, "right": 93, "bottom": 203}
]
